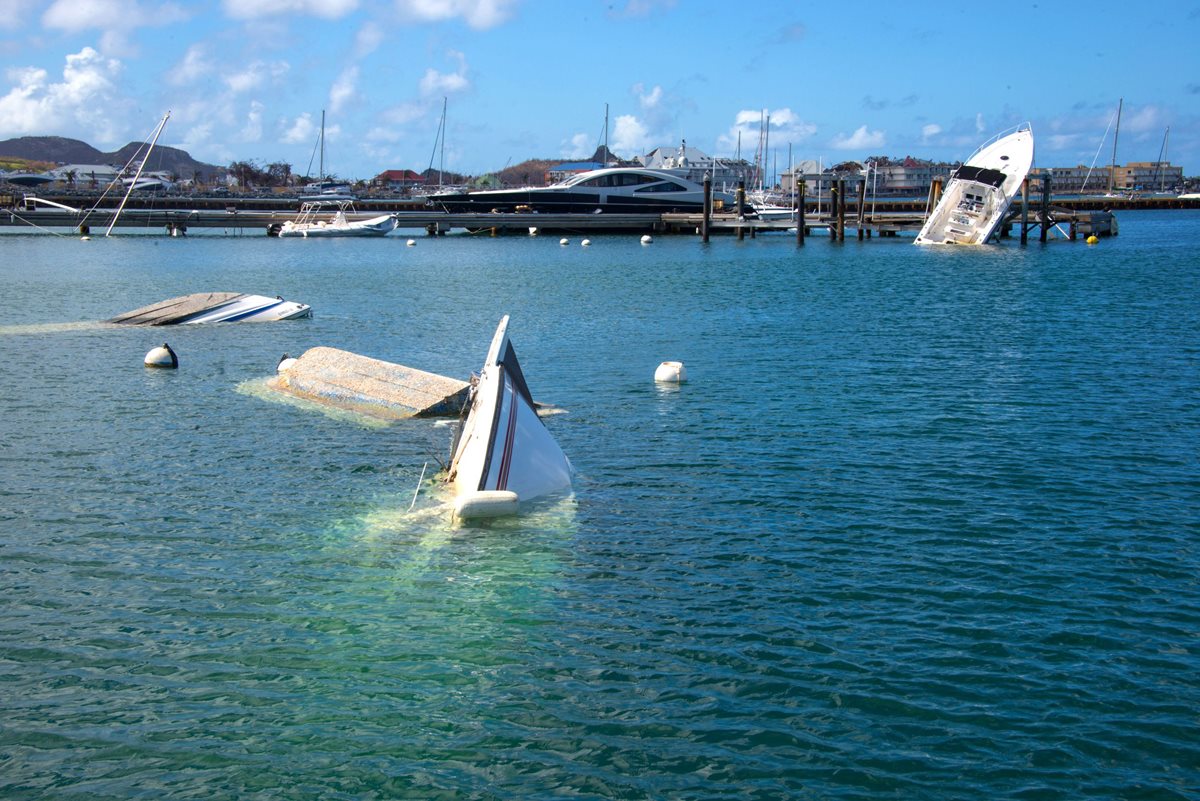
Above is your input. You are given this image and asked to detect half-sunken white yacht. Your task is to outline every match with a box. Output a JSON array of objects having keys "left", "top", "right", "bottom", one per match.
[
  {"left": 428, "top": 166, "right": 737, "bottom": 215},
  {"left": 446, "top": 316, "right": 572, "bottom": 519},
  {"left": 915, "top": 124, "right": 1034, "bottom": 245}
]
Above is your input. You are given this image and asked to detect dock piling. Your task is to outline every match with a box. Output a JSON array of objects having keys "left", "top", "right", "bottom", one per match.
[
  {"left": 796, "top": 182, "right": 806, "bottom": 246},
  {"left": 702, "top": 175, "right": 712, "bottom": 243}
]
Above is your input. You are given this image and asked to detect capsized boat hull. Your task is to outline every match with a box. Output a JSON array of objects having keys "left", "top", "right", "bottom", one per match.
[
  {"left": 915, "top": 124, "right": 1034, "bottom": 245},
  {"left": 179, "top": 294, "right": 311, "bottom": 323},
  {"left": 447, "top": 316, "right": 572, "bottom": 512},
  {"left": 109, "top": 292, "right": 311, "bottom": 325}
]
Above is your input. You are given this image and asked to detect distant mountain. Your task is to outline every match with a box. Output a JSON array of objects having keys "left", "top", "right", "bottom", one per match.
[{"left": 0, "top": 136, "right": 222, "bottom": 180}]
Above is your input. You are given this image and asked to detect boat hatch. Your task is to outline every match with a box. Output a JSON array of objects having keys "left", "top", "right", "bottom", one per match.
[{"left": 953, "top": 165, "right": 1007, "bottom": 187}]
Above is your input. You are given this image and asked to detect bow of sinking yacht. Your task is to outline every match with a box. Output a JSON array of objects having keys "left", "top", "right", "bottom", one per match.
[
  {"left": 446, "top": 316, "right": 572, "bottom": 519},
  {"left": 915, "top": 124, "right": 1034, "bottom": 245}
]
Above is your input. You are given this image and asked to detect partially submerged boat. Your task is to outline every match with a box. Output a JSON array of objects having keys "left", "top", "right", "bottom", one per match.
[
  {"left": 109, "top": 292, "right": 311, "bottom": 325},
  {"left": 274, "top": 200, "right": 397, "bottom": 237},
  {"left": 914, "top": 124, "right": 1034, "bottom": 245},
  {"left": 446, "top": 316, "right": 572, "bottom": 519},
  {"left": 427, "top": 166, "right": 737, "bottom": 215}
]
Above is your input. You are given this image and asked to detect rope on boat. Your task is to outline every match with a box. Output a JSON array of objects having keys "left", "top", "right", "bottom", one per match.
[
  {"left": 5, "top": 210, "right": 70, "bottom": 237},
  {"left": 408, "top": 461, "right": 429, "bottom": 512}
]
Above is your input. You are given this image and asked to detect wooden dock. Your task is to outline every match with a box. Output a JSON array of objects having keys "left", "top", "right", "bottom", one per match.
[{"left": 1, "top": 185, "right": 1183, "bottom": 238}]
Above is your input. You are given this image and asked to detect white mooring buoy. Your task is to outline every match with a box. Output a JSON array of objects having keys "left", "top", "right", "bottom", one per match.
[
  {"left": 581, "top": 239, "right": 591, "bottom": 247},
  {"left": 144, "top": 342, "right": 178, "bottom": 369},
  {"left": 654, "top": 360, "right": 687, "bottom": 383},
  {"left": 406, "top": 238, "right": 416, "bottom": 246},
  {"left": 641, "top": 234, "right": 653, "bottom": 244},
  {"left": 560, "top": 238, "right": 569, "bottom": 246}
]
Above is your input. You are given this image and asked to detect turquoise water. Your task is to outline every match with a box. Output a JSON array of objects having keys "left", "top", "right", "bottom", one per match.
[{"left": 1, "top": 215, "right": 1198, "bottom": 799}]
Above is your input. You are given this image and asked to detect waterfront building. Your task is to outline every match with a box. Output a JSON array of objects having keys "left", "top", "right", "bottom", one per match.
[
  {"left": 1029, "top": 165, "right": 1112, "bottom": 194},
  {"left": 871, "top": 157, "right": 954, "bottom": 196},
  {"left": 373, "top": 169, "right": 425, "bottom": 192},
  {"left": 1112, "top": 161, "right": 1183, "bottom": 193},
  {"left": 637, "top": 142, "right": 755, "bottom": 190}
]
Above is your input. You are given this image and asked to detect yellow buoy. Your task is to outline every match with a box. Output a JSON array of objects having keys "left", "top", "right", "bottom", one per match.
[{"left": 1086, "top": 235, "right": 1099, "bottom": 245}]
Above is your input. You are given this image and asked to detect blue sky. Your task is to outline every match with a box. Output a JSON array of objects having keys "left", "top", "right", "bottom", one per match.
[{"left": 1, "top": 0, "right": 1197, "bottom": 180}]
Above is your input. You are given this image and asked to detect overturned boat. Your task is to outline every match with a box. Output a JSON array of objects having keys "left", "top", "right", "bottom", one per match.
[
  {"left": 446, "top": 316, "right": 572, "bottom": 519},
  {"left": 915, "top": 124, "right": 1034, "bottom": 245},
  {"left": 109, "top": 292, "right": 311, "bottom": 325},
  {"left": 274, "top": 200, "right": 397, "bottom": 237}
]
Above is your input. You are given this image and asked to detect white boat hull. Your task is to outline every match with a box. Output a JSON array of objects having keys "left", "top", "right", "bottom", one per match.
[
  {"left": 915, "top": 125, "right": 1034, "bottom": 245},
  {"left": 278, "top": 213, "right": 397, "bottom": 237},
  {"left": 447, "top": 316, "right": 572, "bottom": 515},
  {"left": 181, "top": 294, "right": 312, "bottom": 323}
]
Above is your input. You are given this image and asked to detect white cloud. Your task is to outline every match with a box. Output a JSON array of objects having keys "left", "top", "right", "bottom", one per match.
[
  {"left": 393, "top": 0, "right": 517, "bottom": 29},
  {"left": 241, "top": 100, "right": 264, "bottom": 141},
  {"left": 282, "top": 112, "right": 319, "bottom": 144},
  {"left": 0, "top": 0, "right": 35, "bottom": 30},
  {"left": 223, "top": 60, "right": 289, "bottom": 94},
  {"left": 832, "top": 124, "right": 885, "bottom": 150},
  {"left": 169, "top": 44, "right": 211, "bottom": 86},
  {"left": 419, "top": 51, "right": 469, "bottom": 97},
  {"left": 611, "top": 0, "right": 677, "bottom": 17},
  {"left": 975, "top": 113, "right": 985, "bottom": 134},
  {"left": 42, "top": 0, "right": 190, "bottom": 49},
  {"left": 330, "top": 66, "right": 359, "bottom": 114},
  {"left": 354, "top": 24, "right": 385, "bottom": 58},
  {"left": 561, "top": 132, "right": 592, "bottom": 159},
  {"left": 635, "top": 83, "right": 662, "bottom": 110},
  {"left": 1122, "top": 104, "right": 1164, "bottom": 134},
  {"left": 0, "top": 47, "right": 128, "bottom": 142},
  {"left": 222, "top": 0, "right": 360, "bottom": 19},
  {"left": 716, "top": 107, "right": 816, "bottom": 153},
  {"left": 921, "top": 123, "right": 942, "bottom": 142},
  {"left": 611, "top": 114, "right": 650, "bottom": 155}
]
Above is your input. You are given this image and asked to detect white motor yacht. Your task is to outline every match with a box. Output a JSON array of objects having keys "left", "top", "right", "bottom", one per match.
[{"left": 915, "top": 124, "right": 1034, "bottom": 245}]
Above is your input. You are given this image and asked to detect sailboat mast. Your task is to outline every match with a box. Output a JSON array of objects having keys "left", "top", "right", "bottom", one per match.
[
  {"left": 319, "top": 110, "right": 326, "bottom": 180},
  {"left": 1156, "top": 127, "right": 1170, "bottom": 191},
  {"left": 106, "top": 111, "right": 170, "bottom": 237},
  {"left": 440, "top": 97, "right": 446, "bottom": 187},
  {"left": 1108, "top": 98, "right": 1122, "bottom": 194},
  {"left": 604, "top": 103, "right": 609, "bottom": 166}
]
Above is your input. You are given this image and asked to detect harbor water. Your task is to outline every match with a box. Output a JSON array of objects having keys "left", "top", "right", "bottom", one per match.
[{"left": 1, "top": 214, "right": 1198, "bottom": 799}]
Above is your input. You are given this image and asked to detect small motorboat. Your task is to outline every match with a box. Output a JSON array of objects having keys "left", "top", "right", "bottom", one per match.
[
  {"left": 109, "top": 292, "right": 311, "bottom": 325},
  {"left": 446, "top": 316, "right": 572, "bottom": 519},
  {"left": 915, "top": 124, "right": 1034, "bottom": 245},
  {"left": 275, "top": 200, "right": 397, "bottom": 237}
]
